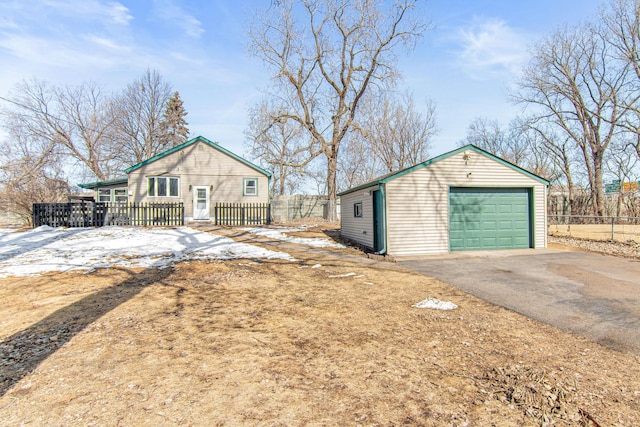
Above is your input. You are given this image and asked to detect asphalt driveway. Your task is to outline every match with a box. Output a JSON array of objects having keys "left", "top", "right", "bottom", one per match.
[{"left": 399, "top": 249, "right": 640, "bottom": 354}]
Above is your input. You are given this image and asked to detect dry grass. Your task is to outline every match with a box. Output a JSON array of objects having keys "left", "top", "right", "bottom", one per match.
[{"left": 1, "top": 228, "right": 639, "bottom": 426}]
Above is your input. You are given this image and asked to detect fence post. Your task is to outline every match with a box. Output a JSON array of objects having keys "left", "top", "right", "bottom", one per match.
[{"left": 611, "top": 216, "right": 615, "bottom": 241}]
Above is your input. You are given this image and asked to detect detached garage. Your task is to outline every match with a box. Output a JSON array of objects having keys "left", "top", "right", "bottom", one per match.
[{"left": 338, "top": 145, "right": 549, "bottom": 257}]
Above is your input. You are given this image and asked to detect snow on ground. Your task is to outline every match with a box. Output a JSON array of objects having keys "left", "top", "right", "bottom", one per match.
[
  {"left": 241, "top": 226, "right": 345, "bottom": 248},
  {"left": 0, "top": 226, "right": 294, "bottom": 278},
  {"left": 413, "top": 298, "right": 458, "bottom": 311}
]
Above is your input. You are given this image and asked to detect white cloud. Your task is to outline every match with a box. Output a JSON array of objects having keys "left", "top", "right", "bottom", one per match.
[
  {"left": 83, "top": 34, "right": 132, "bottom": 53},
  {"left": 41, "top": 0, "right": 132, "bottom": 25},
  {"left": 0, "top": 34, "right": 128, "bottom": 68},
  {"left": 0, "top": 16, "right": 19, "bottom": 30},
  {"left": 455, "top": 17, "right": 530, "bottom": 80},
  {"left": 152, "top": 0, "right": 205, "bottom": 39}
]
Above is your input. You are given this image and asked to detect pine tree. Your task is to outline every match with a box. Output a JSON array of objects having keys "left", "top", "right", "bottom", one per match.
[{"left": 159, "top": 91, "right": 189, "bottom": 148}]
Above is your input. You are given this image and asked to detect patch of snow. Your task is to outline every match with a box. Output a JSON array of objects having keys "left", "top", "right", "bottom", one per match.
[
  {"left": 327, "top": 272, "right": 356, "bottom": 278},
  {"left": 311, "top": 264, "right": 322, "bottom": 269},
  {"left": 362, "top": 282, "right": 374, "bottom": 286},
  {"left": 413, "top": 298, "right": 458, "bottom": 311},
  {"left": 0, "top": 226, "right": 294, "bottom": 278},
  {"left": 240, "top": 227, "right": 345, "bottom": 248}
]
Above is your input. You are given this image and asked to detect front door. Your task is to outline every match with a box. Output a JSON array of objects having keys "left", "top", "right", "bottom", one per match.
[{"left": 192, "top": 186, "right": 210, "bottom": 220}]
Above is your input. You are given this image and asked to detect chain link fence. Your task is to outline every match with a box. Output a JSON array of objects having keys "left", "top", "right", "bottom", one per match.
[
  {"left": 549, "top": 215, "right": 640, "bottom": 243},
  {"left": 270, "top": 195, "right": 340, "bottom": 224}
]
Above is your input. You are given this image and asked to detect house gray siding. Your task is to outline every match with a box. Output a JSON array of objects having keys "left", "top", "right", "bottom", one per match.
[{"left": 127, "top": 140, "right": 269, "bottom": 219}]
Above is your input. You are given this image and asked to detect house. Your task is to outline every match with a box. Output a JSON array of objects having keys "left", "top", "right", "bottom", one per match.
[
  {"left": 338, "top": 144, "right": 549, "bottom": 257},
  {"left": 79, "top": 136, "right": 271, "bottom": 221}
]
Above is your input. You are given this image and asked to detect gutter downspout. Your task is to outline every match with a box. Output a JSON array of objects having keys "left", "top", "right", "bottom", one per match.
[{"left": 378, "top": 183, "right": 387, "bottom": 255}]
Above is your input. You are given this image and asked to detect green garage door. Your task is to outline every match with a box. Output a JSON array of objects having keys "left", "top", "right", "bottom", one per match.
[{"left": 450, "top": 187, "right": 531, "bottom": 251}]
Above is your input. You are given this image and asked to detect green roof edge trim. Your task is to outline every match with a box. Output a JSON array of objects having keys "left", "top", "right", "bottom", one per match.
[
  {"left": 338, "top": 144, "right": 550, "bottom": 197},
  {"left": 78, "top": 178, "right": 128, "bottom": 189},
  {"left": 123, "top": 135, "right": 272, "bottom": 178}
]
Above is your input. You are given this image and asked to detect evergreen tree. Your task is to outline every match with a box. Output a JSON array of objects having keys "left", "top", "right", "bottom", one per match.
[{"left": 160, "top": 91, "right": 189, "bottom": 147}]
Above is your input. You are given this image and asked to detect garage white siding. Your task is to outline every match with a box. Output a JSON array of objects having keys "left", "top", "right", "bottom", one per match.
[
  {"left": 339, "top": 185, "right": 377, "bottom": 249},
  {"left": 385, "top": 151, "right": 547, "bottom": 256}
]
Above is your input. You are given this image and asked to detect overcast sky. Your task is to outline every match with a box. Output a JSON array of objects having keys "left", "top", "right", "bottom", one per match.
[{"left": 0, "top": 0, "right": 604, "bottom": 159}]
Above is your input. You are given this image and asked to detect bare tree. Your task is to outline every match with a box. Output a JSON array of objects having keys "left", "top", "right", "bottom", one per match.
[
  {"left": 357, "top": 90, "right": 437, "bottom": 174},
  {"left": 459, "top": 117, "right": 530, "bottom": 166},
  {"left": 524, "top": 119, "right": 581, "bottom": 215},
  {"left": 337, "top": 130, "right": 379, "bottom": 190},
  {"left": 1, "top": 78, "right": 119, "bottom": 181},
  {"left": 0, "top": 133, "right": 69, "bottom": 224},
  {"left": 113, "top": 69, "right": 173, "bottom": 164},
  {"left": 601, "top": 0, "right": 640, "bottom": 158},
  {"left": 606, "top": 139, "right": 640, "bottom": 216},
  {"left": 248, "top": 0, "right": 427, "bottom": 216},
  {"left": 245, "top": 100, "right": 308, "bottom": 196},
  {"left": 513, "top": 23, "right": 633, "bottom": 216}
]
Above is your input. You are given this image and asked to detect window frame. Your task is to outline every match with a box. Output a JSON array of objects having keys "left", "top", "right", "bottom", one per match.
[
  {"left": 98, "top": 187, "right": 128, "bottom": 202},
  {"left": 354, "top": 201, "right": 363, "bottom": 218},
  {"left": 98, "top": 189, "right": 112, "bottom": 202},
  {"left": 147, "top": 176, "right": 179, "bottom": 197},
  {"left": 243, "top": 178, "right": 258, "bottom": 196}
]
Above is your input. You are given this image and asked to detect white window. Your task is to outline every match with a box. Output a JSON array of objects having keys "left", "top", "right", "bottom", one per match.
[
  {"left": 98, "top": 187, "right": 128, "bottom": 202},
  {"left": 148, "top": 177, "right": 179, "bottom": 197},
  {"left": 98, "top": 189, "right": 111, "bottom": 202},
  {"left": 114, "top": 188, "right": 128, "bottom": 202},
  {"left": 244, "top": 178, "right": 258, "bottom": 196}
]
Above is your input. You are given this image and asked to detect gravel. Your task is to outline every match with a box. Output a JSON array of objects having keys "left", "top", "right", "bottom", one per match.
[{"left": 549, "top": 235, "right": 640, "bottom": 259}]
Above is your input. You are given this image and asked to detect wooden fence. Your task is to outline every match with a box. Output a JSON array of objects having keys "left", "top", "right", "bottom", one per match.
[
  {"left": 33, "top": 202, "right": 184, "bottom": 228},
  {"left": 214, "top": 202, "right": 270, "bottom": 226}
]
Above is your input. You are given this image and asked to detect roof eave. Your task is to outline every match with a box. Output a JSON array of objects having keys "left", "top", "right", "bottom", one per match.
[
  {"left": 77, "top": 178, "right": 128, "bottom": 189},
  {"left": 338, "top": 144, "right": 550, "bottom": 196}
]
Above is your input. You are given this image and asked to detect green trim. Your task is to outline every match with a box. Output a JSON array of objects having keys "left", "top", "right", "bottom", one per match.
[
  {"left": 124, "top": 136, "right": 272, "bottom": 178},
  {"left": 78, "top": 178, "right": 128, "bottom": 189},
  {"left": 378, "top": 184, "right": 387, "bottom": 254},
  {"left": 243, "top": 177, "right": 259, "bottom": 196},
  {"left": 529, "top": 187, "right": 535, "bottom": 248},
  {"left": 338, "top": 144, "right": 550, "bottom": 197}
]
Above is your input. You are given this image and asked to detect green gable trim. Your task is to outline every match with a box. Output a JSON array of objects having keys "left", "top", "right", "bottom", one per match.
[
  {"left": 338, "top": 144, "right": 550, "bottom": 197},
  {"left": 123, "top": 135, "right": 272, "bottom": 178},
  {"left": 78, "top": 178, "right": 128, "bottom": 189}
]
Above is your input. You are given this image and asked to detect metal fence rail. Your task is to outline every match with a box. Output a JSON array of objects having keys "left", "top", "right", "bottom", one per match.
[
  {"left": 33, "top": 202, "right": 184, "bottom": 228},
  {"left": 549, "top": 214, "right": 640, "bottom": 242},
  {"left": 214, "top": 202, "right": 270, "bottom": 226}
]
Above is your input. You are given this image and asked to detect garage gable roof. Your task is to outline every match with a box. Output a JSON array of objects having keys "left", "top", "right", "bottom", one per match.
[
  {"left": 123, "top": 135, "right": 272, "bottom": 178},
  {"left": 338, "top": 144, "right": 550, "bottom": 196}
]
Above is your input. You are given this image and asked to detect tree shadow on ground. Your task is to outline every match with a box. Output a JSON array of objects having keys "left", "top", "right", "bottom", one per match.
[{"left": 0, "top": 267, "right": 171, "bottom": 397}]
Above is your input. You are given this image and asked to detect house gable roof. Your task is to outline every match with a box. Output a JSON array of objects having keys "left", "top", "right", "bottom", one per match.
[
  {"left": 123, "top": 135, "right": 272, "bottom": 178},
  {"left": 338, "top": 144, "right": 550, "bottom": 196}
]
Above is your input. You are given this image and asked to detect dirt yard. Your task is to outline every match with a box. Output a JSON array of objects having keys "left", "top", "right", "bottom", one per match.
[{"left": 1, "top": 226, "right": 639, "bottom": 426}]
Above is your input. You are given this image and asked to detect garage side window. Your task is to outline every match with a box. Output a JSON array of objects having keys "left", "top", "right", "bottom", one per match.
[{"left": 354, "top": 202, "right": 363, "bottom": 217}]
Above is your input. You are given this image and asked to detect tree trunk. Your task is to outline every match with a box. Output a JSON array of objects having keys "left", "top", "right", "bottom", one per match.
[
  {"left": 592, "top": 150, "right": 606, "bottom": 217},
  {"left": 326, "top": 150, "right": 338, "bottom": 221}
]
